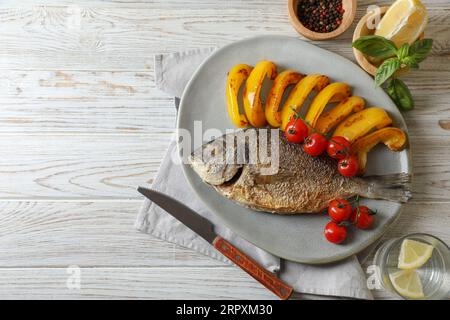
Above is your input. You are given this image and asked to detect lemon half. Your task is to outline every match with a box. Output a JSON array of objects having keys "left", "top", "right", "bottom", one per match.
[
  {"left": 375, "top": 0, "right": 428, "bottom": 47},
  {"left": 389, "top": 270, "right": 424, "bottom": 299},
  {"left": 398, "top": 239, "right": 434, "bottom": 270}
]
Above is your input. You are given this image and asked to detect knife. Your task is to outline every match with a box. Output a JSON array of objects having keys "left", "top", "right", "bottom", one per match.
[{"left": 137, "top": 186, "right": 293, "bottom": 300}]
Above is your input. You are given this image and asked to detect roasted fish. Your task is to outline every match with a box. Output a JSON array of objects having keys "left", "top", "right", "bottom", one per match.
[{"left": 189, "top": 128, "right": 411, "bottom": 214}]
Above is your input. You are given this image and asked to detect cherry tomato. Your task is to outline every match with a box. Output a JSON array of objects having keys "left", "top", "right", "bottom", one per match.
[
  {"left": 328, "top": 198, "right": 352, "bottom": 222},
  {"left": 338, "top": 154, "right": 359, "bottom": 177},
  {"left": 351, "top": 206, "right": 375, "bottom": 229},
  {"left": 324, "top": 221, "right": 347, "bottom": 244},
  {"left": 326, "top": 136, "right": 351, "bottom": 159},
  {"left": 284, "top": 118, "right": 309, "bottom": 144},
  {"left": 303, "top": 133, "right": 328, "bottom": 156}
]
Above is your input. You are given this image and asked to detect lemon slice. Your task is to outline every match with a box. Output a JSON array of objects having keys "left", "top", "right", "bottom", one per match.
[
  {"left": 389, "top": 270, "right": 424, "bottom": 299},
  {"left": 398, "top": 239, "right": 434, "bottom": 270},
  {"left": 375, "top": 0, "right": 428, "bottom": 47}
]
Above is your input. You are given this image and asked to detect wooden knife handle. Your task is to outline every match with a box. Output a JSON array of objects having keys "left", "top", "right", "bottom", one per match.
[{"left": 213, "top": 236, "right": 293, "bottom": 300}]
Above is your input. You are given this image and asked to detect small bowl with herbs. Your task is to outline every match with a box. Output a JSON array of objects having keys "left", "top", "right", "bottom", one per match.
[
  {"left": 288, "top": 0, "right": 357, "bottom": 40},
  {"left": 352, "top": 0, "right": 432, "bottom": 111}
]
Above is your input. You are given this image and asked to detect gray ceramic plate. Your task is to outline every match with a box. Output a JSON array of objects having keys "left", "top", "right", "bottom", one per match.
[{"left": 177, "top": 35, "right": 411, "bottom": 264}]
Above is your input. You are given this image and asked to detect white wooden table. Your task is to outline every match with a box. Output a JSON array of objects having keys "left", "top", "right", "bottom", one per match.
[{"left": 0, "top": 0, "right": 448, "bottom": 299}]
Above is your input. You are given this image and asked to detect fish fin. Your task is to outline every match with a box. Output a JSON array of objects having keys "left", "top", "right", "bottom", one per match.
[{"left": 362, "top": 173, "right": 412, "bottom": 203}]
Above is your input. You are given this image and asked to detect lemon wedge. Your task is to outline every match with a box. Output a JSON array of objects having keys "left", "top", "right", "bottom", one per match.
[
  {"left": 375, "top": 0, "right": 428, "bottom": 47},
  {"left": 398, "top": 239, "right": 434, "bottom": 270},
  {"left": 389, "top": 270, "right": 424, "bottom": 299}
]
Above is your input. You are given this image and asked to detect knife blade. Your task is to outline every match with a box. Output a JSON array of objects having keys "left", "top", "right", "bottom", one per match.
[
  {"left": 137, "top": 186, "right": 216, "bottom": 243},
  {"left": 137, "top": 186, "right": 293, "bottom": 300}
]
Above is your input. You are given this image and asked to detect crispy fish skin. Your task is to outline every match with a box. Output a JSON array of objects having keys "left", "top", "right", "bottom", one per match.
[{"left": 189, "top": 129, "right": 411, "bottom": 214}]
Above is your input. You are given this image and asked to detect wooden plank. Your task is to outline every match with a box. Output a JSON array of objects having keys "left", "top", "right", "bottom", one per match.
[
  {"left": 0, "top": 201, "right": 225, "bottom": 268},
  {"left": 409, "top": 137, "right": 450, "bottom": 202},
  {"left": 0, "top": 99, "right": 176, "bottom": 134},
  {"left": 0, "top": 267, "right": 276, "bottom": 299},
  {"left": 0, "top": 3, "right": 447, "bottom": 70},
  {"left": 0, "top": 134, "right": 170, "bottom": 199},
  {"left": 0, "top": 265, "right": 422, "bottom": 300},
  {"left": 372, "top": 202, "right": 450, "bottom": 250},
  {"left": 0, "top": 70, "right": 165, "bottom": 100},
  {"left": 0, "top": 70, "right": 176, "bottom": 134}
]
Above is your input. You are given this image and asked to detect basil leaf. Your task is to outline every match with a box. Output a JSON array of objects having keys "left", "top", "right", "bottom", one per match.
[
  {"left": 408, "top": 39, "right": 433, "bottom": 64},
  {"left": 397, "top": 44, "right": 410, "bottom": 60},
  {"left": 375, "top": 58, "right": 400, "bottom": 87},
  {"left": 387, "top": 79, "right": 414, "bottom": 111},
  {"left": 386, "top": 79, "right": 398, "bottom": 100},
  {"left": 352, "top": 35, "right": 398, "bottom": 58},
  {"left": 394, "top": 79, "right": 414, "bottom": 111},
  {"left": 403, "top": 56, "right": 420, "bottom": 68}
]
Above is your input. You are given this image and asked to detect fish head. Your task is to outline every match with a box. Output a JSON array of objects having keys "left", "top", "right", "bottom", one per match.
[
  {"left": 188, "top": 132, "right": 243, "bottom": 186},
  {"left": 189, "top": 128, "right": 281, "bottom": 186}
]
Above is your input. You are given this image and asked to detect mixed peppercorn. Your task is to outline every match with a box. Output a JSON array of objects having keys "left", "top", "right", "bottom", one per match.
[{"left": 297, "top": 0, "right": 345, "bottom": 33}]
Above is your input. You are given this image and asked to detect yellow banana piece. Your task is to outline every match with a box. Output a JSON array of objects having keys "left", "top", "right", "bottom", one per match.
[
  {"left": 315, "top": 96, "right": 365, "bottom": 134},
  {"left": 333, "top": 107, "right": 393, "bottom": 143},
  {"left": 304, "top": 82, "right": 351, "bottom": 130},
  {"left": 265, "top": 70, "right": 304, "bottom": 128},
  {"left": 243, "top": 60, "right": 277, "bottom": 127},
  {"left": 226, "top": 64, "right": 253, "bottom": 128},
  {"left": 280, "top": 74, "right": 330, "bottom": 130}
]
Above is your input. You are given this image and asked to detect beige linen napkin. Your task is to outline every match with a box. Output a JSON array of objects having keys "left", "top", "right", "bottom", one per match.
[{"left": 135, "top": 48, "right": 374, "bottom": 300}]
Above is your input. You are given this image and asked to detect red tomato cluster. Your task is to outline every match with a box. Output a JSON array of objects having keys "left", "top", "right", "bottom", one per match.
[
  {"left": 284, "top": 118, "right": 359, "bottom": 177},
  {"left": 324, "top": 198, "right": 376, "bottom": 244}
]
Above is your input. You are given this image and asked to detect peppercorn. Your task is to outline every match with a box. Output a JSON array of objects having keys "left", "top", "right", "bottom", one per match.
[{"left": 297, "top": 0, "right": 345, "bottom": 33}]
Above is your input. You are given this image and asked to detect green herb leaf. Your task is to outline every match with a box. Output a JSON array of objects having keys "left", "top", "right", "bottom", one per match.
[
  {"left": 352, "top": 35, "right": 398, "bottom": 59},
  {"left": 397, "top": 44, "right": 410, "bottom": 60},
  {"left": 386, "top": 79, "right": 397, "bottom": 99},
  {"left": 386, "top": 78, "right": 414, "bottom": 111},
  {"left": 375, "top": 58, "right": 401, "bottom": 87},
  {"left": 402, "top": 56, "right": 420, "bottom": 68},
  {"left": 408, "top": 38, "right": 433, "bottom": 64},
  {"left": 393, "top": 79, "right": 414, "bottom": 111}
]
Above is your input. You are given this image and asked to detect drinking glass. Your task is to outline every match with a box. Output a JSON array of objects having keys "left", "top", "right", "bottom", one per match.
[{"left": 373, "top": 233, "right": 450, "bottom": 300}]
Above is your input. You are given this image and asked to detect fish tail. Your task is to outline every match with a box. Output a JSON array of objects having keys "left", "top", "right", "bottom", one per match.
[{"left": 360, "top": 173, "right": 412, "bottom": 203}]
